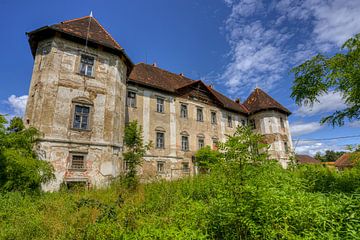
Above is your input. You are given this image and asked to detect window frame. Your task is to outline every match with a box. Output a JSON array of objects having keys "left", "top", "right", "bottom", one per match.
[
  {"left": 227, "top": 115, "right": 233, "bottom": 128},
  {"left": 69, "top": 152, "right": 87, "bottom": 171},
  {"left": 180, "top": 104, "right": 188, "bottom": 118},
  {"left": 156, "top": 97, "right": 165, "bottom": 113},
  {"left": 182, "top": 162, "right": 190, "bottom": 173},
  {"left": 284, "top": 141, "right": 289, "bottom": 153},
  {"left": 156, "top": 131, "right": 165, "bottom": 149},
  {"left": 157, "top": 161, "right": 165, "bottom": 173},
  {"left": 72, "top": 104, "right": 91, "bottom": 131},
  {"left": 249, "top": 119, "right": 256, "bottom": 130},
  {"left": 211, "top": 111, "right": 217, "bottom": 124},
  {"left": 127, "top": 91, "right": 137, "bottom": 108},
  {"left": 196, "top": 107, "right": 204, "bottom": 122},
  {"left": 79, "top": 54, "right": 95, "bottom": 77},
  {"left": 181, "top": 135, "right": 189, "bottom": 151},
  {"left": 198, "top": 137, "right": 205, "bottom": 150},
  {"left": 280, "top": 117, "right": 285, "bottom": 129}
]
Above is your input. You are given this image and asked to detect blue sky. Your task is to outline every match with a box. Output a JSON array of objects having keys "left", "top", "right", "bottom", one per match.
[{"left": 0, "top": 0, "right": 359, "bottom": 155}]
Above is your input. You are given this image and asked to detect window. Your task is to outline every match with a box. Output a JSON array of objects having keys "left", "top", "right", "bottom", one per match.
[
  {"left": 73, "top": 105, "right": 90, "bottom": 130},
  {"left": 284, "top": 141, "right": 289, "bottom": 153},
  {"left": 212, "top": 138, "right": 219, "bottom": 150},
  {"left": 211, "top": 111, "right": 217, "bottom": 124},
  {"left": 227, "top": 115, "right": 233, "bottom": 128},
  {"left": 156, "top": 97, "right": 164, "bottom": 113},
  {"left": 156, "top": 132, "right": 164, "bottom": 148},
  {"left": 180, "top": 104, "right": 188, "bottom": 118},
  {"left": 181, "top": 136, "right": 189, "bottom": 151},
  {"left": 241, "top": 119, "right": 246, "bottom": 126},
  {"left": 280, "top": 117, "right": 285, "bottom": 129},
  {"left": 79, "top": 55, "right": 94, "bottom": 76},
  {"left": 71, "top": 154, "right": 85, "bottom": 169},
  {"left": 157, "top": 161, "right": 165, "bottom": 173},
  {"left": 198, "top": 137, "right": 205, "bottom": 149},
  {"left": 182, "top": 162, "right": 190, "bottom": 173},
  {"left": 127, "top": 91, "right": 136, "bottom": 108},
  {"left": 249, "top": 119, "right": 256, "bottom": 129},
  {"left": 124, "top": 161, "right": 130, "bottom": 172},
  {"left": 196, "top": 108, "right": 203, "bottom": 122}
]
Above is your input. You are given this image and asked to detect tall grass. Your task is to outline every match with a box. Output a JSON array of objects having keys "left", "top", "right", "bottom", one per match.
[{"left": 1, "top": 162, "right": 360, "bottom": 239}]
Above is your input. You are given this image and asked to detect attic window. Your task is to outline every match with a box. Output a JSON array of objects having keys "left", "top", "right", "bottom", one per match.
[{"left": 79, "top": 55, "right": 94, "bottom": 76}]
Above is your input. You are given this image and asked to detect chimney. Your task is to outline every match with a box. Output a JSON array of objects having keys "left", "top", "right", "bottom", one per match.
[
  {"left": 235, "top": 98, "right": 241, "bottom": 104},
  {"left": 179, "top": 73, "right": 184, "bottom": 76},
  {"left": 208, "top": 84, "right": 213, "bottom": 88},
  {"left": 152, "top": 62, "right": 157, "bottom": 67}
]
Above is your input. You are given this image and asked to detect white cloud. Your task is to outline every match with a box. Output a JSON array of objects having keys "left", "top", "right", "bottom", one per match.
[
  {"left": 294, "top": 140, "right": 346, "bottom": 156},
  {"left": 348, "top": 120, "right": 360, "bottom": 128},
  {"left": 7, "top": 95, "right": 28, "bottom": 116},
  {"left": 295, "top": 92, "right": 347, "bottom": 116},
  {"left": 290, "top": 121, "right": 323, "bottom": 136},
  {"left": 221, "top": 0, "right": 360, "bottom": 97}
]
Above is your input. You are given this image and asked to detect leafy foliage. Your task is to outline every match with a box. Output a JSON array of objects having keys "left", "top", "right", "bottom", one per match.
[
  {"left": 314, "top": 150, "right": 345, "bottom": 162},
  {"left": 123, "top": 121, "right": 150, "bottom": 189},
  {"left": 0, "top": 115, "right": 54, "bottom": 193},
  {"left": 291, "top": 33, "right": 360, "bottom": 126},
  {"left": 194, "top": 145, "right": 221, "bottom": 172}
]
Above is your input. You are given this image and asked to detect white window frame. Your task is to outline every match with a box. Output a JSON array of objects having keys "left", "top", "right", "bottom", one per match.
[
  {"left": 180, "top": 104, "right": 188, "bottom": 118},
  {"left": 72, "top": 104, "right": 90, "bottom": 130},
  {"left": 79, "top": 54, "right": 94, "bottom": 77},
  {"left": 196, "top": 107, "right": 203, "bottom": 122},
  {"left": 156, "top": 132, "right": 165, "bottom": 149},
  {"left": 211, "top": 111, "right": 217, "bottom": 124},
  {"left": 157, "top": 161, "right": 165, "bottom": 173},
  {"left": 156, "top": 97, "right": 165, "bottom": 113}
]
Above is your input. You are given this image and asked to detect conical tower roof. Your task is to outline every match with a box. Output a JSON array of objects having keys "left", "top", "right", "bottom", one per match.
[{"left": 244, "top": 88, "right": 291, "bottom": 115}]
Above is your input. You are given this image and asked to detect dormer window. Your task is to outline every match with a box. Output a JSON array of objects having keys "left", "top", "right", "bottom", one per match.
[{"left": 80, "top": 55, "right": 94, "bottom": 76}]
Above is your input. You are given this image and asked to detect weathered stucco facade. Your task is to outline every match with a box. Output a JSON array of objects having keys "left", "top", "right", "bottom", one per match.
[{"left": 24, "top": 16, "right": 293, "bottom": 191}]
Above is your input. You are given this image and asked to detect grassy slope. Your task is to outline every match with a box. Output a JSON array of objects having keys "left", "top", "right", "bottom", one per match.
[{"left": 1, "top": 163, "right": 360, "bottom": 240}]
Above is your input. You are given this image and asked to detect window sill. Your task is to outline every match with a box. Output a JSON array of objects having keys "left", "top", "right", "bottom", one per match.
[
  {"left": 77, "top": 72, "right": 95, "bottom": 79},
  {"left": 70, "top": 128, "right": 92, "bottom": 132},
  {"left": 155, "top": 111, "right": 165, "bottom": 114},
  {"left": 68, "top": 168, "right": 87, "bottom": 172},
  {"left": 196, "top": 120, "right": 204, "bottom": 123}
]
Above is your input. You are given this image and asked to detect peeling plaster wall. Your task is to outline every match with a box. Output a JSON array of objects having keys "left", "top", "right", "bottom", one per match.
[{"left": 25, "top": 37, "right": 128, "bottom": 191}]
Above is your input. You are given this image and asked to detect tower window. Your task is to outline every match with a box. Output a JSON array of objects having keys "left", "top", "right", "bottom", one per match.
[
  {"left": 211, "top": 111, "right": 217, "bottom": 124},
  {"left": 196, "top": 108, "right": 203, "bottom": 122},
  {"left": 157, "top": 161, "right": 165, "bottom": 173},
  {"left": 156, "top": 132, "right": 165, "bottom": 149},
  {"left": 180, "top": 104, "right": 188, "bottom": 118},
  {"left": 280, "top": 117, "right": 285, "bottom": 129},
  {"left": 182, "top": 162, "right": 190, "bottom": 173},
  {"left": 70, "top": 154, "right": 86, "bottom": 170},
  {"left": 156, "top": 97, "right": 164, "bottom": 113},
  {"left": 73, "top": 105, "right": 90, "bottom": 130},
  {"left": 284, "top": 141, "right": 289, "bottom": 153},
  {"left": 127, "top": 91, "right": 136, "bottom": 108},
  {"left": 79, "top": 55, "right": 94, "bottom": 77}
]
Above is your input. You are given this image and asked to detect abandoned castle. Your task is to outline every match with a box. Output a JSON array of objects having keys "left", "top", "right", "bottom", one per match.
[{"left": 24, "top": 16, "right": 293, "bottom": 191}]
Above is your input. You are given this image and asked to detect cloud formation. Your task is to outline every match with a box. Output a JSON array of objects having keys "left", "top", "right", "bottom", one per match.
[
  {"left": 222, "top": 0, "right": 360, "bottom": 97},
  {"left": 290, "top": 121, "right": 323, "bottom": 136},
  {"left": 294, "top": 140, "right": 346, "bottom": 156},
  {"left": 295, "top": 92, "right": 347, "bottom": 116},
  {"left": 7, "top": 95, "right": 28, "bottom": 116}
]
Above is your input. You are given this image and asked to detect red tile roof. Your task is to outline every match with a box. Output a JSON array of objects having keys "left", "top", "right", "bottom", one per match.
[
  {"left": 335, "top": 153, "right": 353, "bottom": 168},
  {"left": 244, "top": 88, "right": 291, "bottom": 115},
  {"left": 129, "top": 63, "right": 249, "bottom": 114},
  {"left": 296, "top": 155, "right": 321, "bottom": 164},
  {"left": 50, "top": 16, "right": 123, "bottom": 51}
]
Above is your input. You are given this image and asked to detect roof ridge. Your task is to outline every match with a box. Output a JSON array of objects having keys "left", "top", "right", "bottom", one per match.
[
  {"left": 91, "top": 17, "right": 123, "bottom": 50},
  {"left": 138, "top": 63, "right": 195, "bottom": 82},
  {"left": 61, "top": 15, "right": 90, "bottom": 24}
]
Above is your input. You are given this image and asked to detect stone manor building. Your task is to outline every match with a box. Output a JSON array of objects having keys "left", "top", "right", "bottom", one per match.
[{"left": 24, "top": 16, "right": 293, "bottom": 190}]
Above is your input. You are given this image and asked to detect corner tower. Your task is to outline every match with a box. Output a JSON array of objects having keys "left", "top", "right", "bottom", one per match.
[
  {"left": 244, "top": 88, "right": 293, "bottom": 168},
  {"left": 24, "top": 16, "right": 133, "bottom": 190}
]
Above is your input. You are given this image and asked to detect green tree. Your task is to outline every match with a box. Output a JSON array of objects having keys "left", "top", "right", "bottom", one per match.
[
  {"left": 218, "top": 125, "right": 269, "bottom": 184},
  {"left": 291, "top": 33, "right": 360, "bottom": 126},
  {"left": 0, "top": 115, "right": 54, "bottom": 193},
  {"left": 123, "top": 121, "right": 150, "bottom": 189},
  {"left": 194, "top": 145, "right": 221, "bottom": 173}
]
